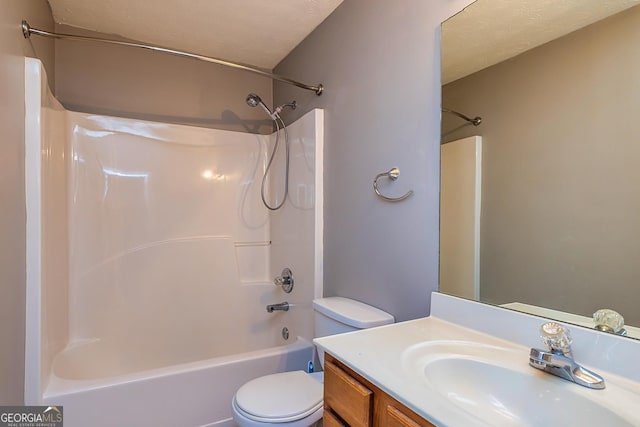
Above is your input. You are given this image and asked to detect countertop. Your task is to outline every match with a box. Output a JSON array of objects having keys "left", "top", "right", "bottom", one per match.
[
  {"left": 315, "top": 316, "right": 525, "bottom": 427},
  {"left": 314, "top": 293, "right": 640, "bottom": 427}
]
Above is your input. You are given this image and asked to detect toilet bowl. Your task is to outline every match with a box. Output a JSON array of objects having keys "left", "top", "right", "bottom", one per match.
[
  {"left": 232, "top": 371, "right": 324, "bottom": 427},
  {"left": 232, "top": 297, "right": 394, "bottom": 427}
]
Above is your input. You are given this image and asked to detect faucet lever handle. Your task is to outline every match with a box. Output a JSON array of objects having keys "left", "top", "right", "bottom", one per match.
[
  {"left": 273, "top": 268, "right": 294, "bottom": 293},
  {"left": 540, "top": 322, "right": 573, "bottom": 354}
]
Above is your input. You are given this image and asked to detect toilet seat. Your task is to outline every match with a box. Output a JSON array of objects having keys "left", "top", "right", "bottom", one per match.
[{"left": 233, "top": 371, "right": 323, "bottom": 423}]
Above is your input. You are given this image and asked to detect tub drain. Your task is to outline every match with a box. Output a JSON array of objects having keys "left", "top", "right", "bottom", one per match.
[{"left": 282, "top": 327, "right": 289, "bottom": 340}]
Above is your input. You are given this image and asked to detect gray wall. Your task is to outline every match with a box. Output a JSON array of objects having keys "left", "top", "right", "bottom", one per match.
[
  {"left": 0, "top": 0, "right": 478, "bottom": 405},
  {"left": 50, "top": 0, "right": 478, "bottom": 324},
  {"left": 0, "top": 0, "right": 54, "bottom": 405},
  {"left": 274, "top": 0, "right": 472, "bottom": 321},
  {"left": 54, "top": 25, "right": 274, "bottom": 134},
  {"left": 442, "top": 6, "right": 640, "bottom": 324}
]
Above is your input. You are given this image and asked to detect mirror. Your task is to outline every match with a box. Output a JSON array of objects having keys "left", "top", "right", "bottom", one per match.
[{"left": 440, "top": 0, "right": 640, "bottom": 339}]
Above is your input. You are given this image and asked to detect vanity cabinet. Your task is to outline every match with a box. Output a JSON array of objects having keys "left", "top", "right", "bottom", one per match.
[{"left": 324, "top": 354, "right": 435, "bottom": 427}]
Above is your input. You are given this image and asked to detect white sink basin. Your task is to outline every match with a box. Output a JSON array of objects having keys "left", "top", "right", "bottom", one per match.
[
  {"left": 315, "top": 296, "right": 640, "bottom": 427},
  {"left": 402, "top": 340, "right": 638, "bottom": 427}
]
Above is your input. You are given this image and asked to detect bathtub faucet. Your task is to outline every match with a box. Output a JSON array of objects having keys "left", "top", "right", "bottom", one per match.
[{"left": 266, "top": 302, "right": 290, "bottom": 313}]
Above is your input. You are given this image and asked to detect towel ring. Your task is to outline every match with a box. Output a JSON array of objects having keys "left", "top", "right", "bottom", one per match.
[{"left": 373, "top": 168, "right": 414, "bottom": 202}]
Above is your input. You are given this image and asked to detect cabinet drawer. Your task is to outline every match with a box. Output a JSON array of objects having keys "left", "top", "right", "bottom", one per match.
[
  {"left": 324, "top": 360, "right": 373, "bottom": 427},
  {"left": 324, "top": 409, "right": 347, "bottom": 427}
]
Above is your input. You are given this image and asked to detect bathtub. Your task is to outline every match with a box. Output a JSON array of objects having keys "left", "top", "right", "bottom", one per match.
[
  {"left": 43, "top": 338, "right": 314, "bottom": 427},
  {"left": 25, "top": 58, "right": 324, "bottom": 427}
]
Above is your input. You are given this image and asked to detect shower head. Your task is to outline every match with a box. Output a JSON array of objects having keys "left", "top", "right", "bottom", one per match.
[
  {"left": 246, "top": 93, "right": 262, "bottom": 108},
  {"left": 246, "top": 93, "right": 276, "bottom": 120}
]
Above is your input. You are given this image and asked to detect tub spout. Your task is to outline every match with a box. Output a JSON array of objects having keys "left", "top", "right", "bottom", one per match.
[{"left": 266, "top": 302, "right": 290, "bottom": 313}]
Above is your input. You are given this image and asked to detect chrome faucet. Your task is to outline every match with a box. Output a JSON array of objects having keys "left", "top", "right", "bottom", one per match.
[
  {"left": 529, "top": 322, "right": 605, "bottom": 389},
  {"left": 266, "top": 301, "right": 290, "bottom": 313}
]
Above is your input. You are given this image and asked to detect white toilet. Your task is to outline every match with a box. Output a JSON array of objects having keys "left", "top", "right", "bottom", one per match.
[{"left": 232, "top": 297, "right": 395, "bottom": 427}]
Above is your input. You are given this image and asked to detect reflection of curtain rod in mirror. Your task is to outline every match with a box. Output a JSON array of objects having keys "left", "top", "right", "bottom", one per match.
[{"left": 442, "top": 107, "right": 482, "bottom": 126}]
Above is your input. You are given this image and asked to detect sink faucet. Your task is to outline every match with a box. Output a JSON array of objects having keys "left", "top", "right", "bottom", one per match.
[
  {"left": 529, "top": 322, "right": 605, "bottom": 389},
  {"left": 266, "top": 301, "right": 290, "bottom": 313}
]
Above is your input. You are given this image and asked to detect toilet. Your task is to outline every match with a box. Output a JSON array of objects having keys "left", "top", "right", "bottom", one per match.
[{"left": 232, "top": 297, "right": 395, "bottom": 427}]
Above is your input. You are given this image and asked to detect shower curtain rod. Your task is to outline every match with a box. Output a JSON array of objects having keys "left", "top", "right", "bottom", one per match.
[
  {"left": 21, "top": 20, "right": 324, "bottom": 95},
  {"left": 442, "top": 107, "right": 482, "bottom": 126}
]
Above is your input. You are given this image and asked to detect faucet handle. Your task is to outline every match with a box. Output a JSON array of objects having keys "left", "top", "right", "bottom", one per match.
[
  {"left": 593, "top": 309, "right": 626, "bottom": 335},
  {"left": 274, "top": 268, "right": 294, "bottom": 293},
  {"left": 540, "top": 322, "right": 573, "bottom": 354}
]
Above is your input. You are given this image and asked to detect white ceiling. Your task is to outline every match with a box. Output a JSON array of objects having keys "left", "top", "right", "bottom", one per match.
[
  {"left": 47, "top": 0, "right": 343, "bottom": 70},
  {"left": 442, "top": 0, "right": 640, "bottom": 85},
  {"left": 46, "top": 1, "right": 640, "bottom": 82}
]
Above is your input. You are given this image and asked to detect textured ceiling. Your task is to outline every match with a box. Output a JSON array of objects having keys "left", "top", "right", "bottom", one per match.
[
  {"left": 442, "top": 0, "right": 640, "bottom": 84},
  {"left": 47, "top": 0, "right": 343, "bottom": 70}
]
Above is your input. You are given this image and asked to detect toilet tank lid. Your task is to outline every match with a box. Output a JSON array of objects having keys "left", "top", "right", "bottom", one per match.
[{"left": 313, "top": 297, "right": 395, "bottom": 328}]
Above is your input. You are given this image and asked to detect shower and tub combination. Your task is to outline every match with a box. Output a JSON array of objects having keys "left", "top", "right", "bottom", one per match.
[{"left": 24, "top": 55, "right": 324, "bottom": 427}]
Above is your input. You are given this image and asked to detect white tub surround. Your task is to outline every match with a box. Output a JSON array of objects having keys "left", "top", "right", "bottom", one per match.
[
  {"left": 314, "top": 292, "right": 640, "bottom": 427},
  {"left": 25, "top": 57, "right": 324, "bottom": 426},
  {"left": 24, "top": 57, "right": 69, "bottom": 406}
]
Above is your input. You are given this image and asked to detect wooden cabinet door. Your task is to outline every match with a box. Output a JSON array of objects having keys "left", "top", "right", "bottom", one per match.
[{"left": 385, "top": 405, "right": 424, "bottom": 427}]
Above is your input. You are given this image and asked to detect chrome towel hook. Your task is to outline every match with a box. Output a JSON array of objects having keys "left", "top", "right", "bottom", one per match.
[{"left": 373, "top": 168, "right": 414, "bottom": 202}]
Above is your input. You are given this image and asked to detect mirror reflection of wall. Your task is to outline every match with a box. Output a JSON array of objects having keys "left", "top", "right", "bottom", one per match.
[{"left": 441, "top": 3, "right": 640, "bottom": 331}]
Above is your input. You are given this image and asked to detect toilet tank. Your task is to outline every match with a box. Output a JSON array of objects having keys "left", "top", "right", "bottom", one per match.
[{"left": 313, "top": 297, "right": 394, "bottom": 368}]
